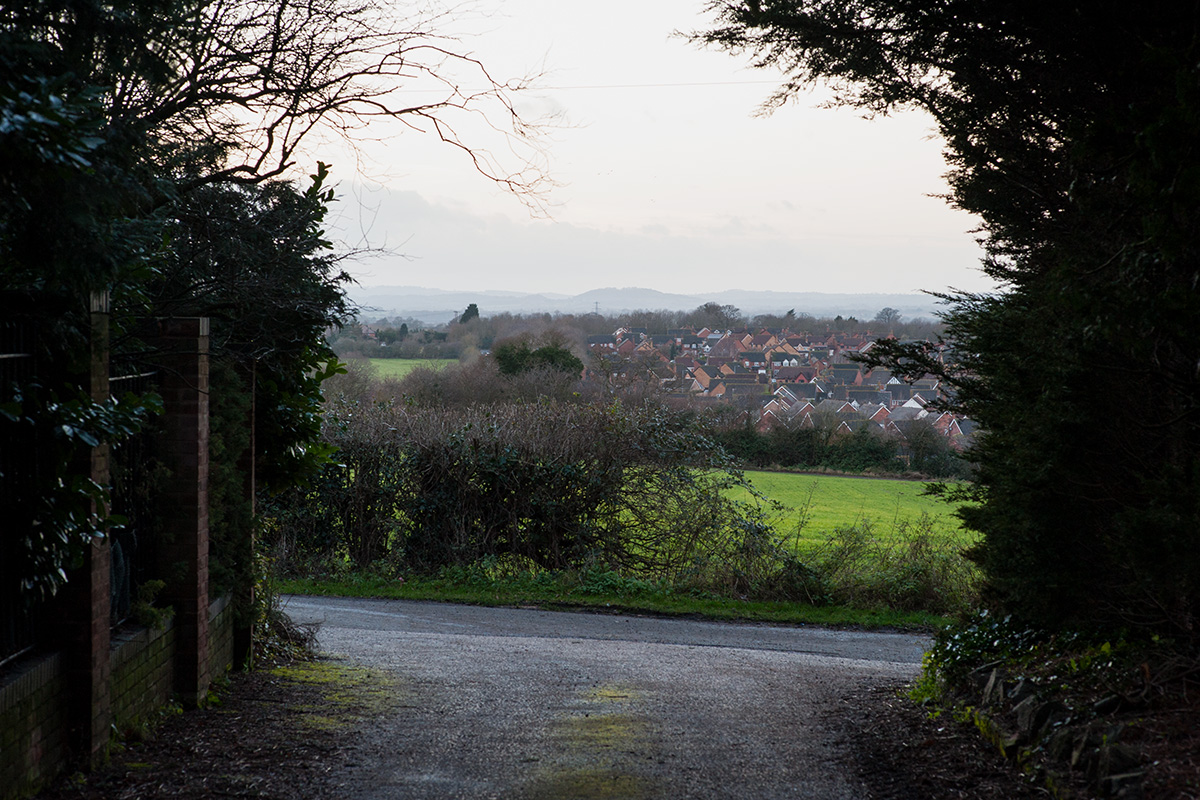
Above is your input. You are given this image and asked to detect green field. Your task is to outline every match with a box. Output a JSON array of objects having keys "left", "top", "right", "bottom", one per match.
[
  {"left": 737, "top": 470, "right": 972, "bottom": 548},
  {"left": 367, "top": 358, "right": 458, "bottom": 379}
]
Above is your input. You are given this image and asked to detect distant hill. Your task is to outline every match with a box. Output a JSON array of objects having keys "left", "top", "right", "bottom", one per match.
[{"left": 351, "top": 286, "right": 945, "bottom": 326}]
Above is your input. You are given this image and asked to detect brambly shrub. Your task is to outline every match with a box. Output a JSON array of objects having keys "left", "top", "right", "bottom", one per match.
[
  {"left": 261, "top": 397, "right": 406, "bottom": 572},
  {"left": 810, "top": 514, "right": 979, "bottom": 615},
  {"left": 263, "top": 398, "right": 783, "bottom": 581}
]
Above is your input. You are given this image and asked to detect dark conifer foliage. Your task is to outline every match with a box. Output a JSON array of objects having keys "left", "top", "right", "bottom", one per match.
[{"left": 699, "top": 1, "right": 1200, "bottom": 634}]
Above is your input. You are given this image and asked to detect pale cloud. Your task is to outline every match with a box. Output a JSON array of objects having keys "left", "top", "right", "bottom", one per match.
[
  {"left": 333, "top": 186, "right": 987, "bottom": 297},
  {"left": 321, "top": 0, "right": 995, "bottom": 300}
]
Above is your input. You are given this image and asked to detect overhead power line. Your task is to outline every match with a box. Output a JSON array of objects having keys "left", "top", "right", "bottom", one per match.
[
  {"left": 534, "top": 79, "right": 780, "bottom": 91},
  {"left": 400, "top": 79, "right": 780, "bottom": 96}
]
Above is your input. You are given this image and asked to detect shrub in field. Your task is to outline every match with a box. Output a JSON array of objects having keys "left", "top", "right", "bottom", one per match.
[
  {"left": 671, "top": 507, "right": 828, "bottom": 604},
  {"left": 811, "top": 515, "right": 978, "bottom": 615},
  {"left": 826, "top": 425, "right": 900, "bottom": 473},
  {"left": 492, "top": 336, "right": 583, "bottom": 377}
]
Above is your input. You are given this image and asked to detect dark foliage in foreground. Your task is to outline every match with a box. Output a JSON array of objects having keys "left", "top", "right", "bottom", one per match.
[{"left": 699, "top": 1, "right": 1200, "bottom": 638}]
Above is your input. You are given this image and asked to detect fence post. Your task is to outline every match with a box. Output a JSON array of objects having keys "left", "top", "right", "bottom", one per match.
[{"left": 151, "top": 318, "right": 211, "bottom": 706}]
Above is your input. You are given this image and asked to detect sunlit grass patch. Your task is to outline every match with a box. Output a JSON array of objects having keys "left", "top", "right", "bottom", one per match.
[
  {"left": 367, "top": 357, "right": 457, "bottom": 378},
  {"left": 735, "top": 470, "right": 975, "bottom": 549},
  {"left": 269, "top": 660, "right": 407, "bottom": 731}
]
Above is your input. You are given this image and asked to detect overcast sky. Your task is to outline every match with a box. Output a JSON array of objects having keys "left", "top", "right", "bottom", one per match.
[{"left": 322, "top": 0, "right": 995, "bottom": 299}]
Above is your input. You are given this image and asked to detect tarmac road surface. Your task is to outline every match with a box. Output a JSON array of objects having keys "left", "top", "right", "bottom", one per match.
[{"left": 282, "top": 595, "right": 929, "bottom": 800}]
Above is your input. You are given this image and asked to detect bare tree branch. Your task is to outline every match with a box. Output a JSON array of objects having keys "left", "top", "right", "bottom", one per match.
[{"left": 96, "top": 0, "right": 553, "bottom": 208}]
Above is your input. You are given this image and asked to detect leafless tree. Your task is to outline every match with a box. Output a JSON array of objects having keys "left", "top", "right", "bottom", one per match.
[{"left": 90, "top": 0, "right": 552, "bottom": 201}]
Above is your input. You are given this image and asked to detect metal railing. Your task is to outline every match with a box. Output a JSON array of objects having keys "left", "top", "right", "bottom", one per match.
[
  {"left": 1, "top": 314, "right": 167, "bottom": 657},
  {"left": 1, "top": 318, "right": 41, "bottom": 664},
  {"left": 107, "top": 368, "right": 161, "bottom": 628}
]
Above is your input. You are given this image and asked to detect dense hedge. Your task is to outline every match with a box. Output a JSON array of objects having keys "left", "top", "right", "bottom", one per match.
[
  {"left": 714, "top": 418, "right": 970, "bottom": 478},
  {"left": 264, "top": 400, "right": 782, "bottom": 580}
]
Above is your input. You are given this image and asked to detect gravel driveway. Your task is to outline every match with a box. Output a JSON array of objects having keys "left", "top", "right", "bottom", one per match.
[{"left": 282, "top": 596, "right": 929, "bottom": 800}]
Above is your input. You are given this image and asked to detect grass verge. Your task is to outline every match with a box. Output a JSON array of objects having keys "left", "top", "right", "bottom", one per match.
[{"left": 277, "top": 570, "right": 951, "bottom": 631}]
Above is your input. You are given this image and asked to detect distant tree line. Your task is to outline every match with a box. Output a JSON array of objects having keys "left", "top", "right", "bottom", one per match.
[{"left": 329, "top": 302, "right": 945, "bottom": 363}]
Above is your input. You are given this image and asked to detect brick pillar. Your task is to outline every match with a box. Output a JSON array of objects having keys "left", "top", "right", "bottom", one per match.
[
  {"left": 232, "top": 360, "right": 255, "bottom": 670},
  {"left": 152, "top": 318, "right": 211, "bottom": 707},
  {"left": 58, "top": 291, "right": 113, "bottom": 766}
]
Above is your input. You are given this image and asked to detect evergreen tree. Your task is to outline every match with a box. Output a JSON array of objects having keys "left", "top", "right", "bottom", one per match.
[
  {"left": 459, "top": 303, "right": 480, "bottom": 324},
  {"left": 699, "top": 1, "right": 1200, "bottom": 635}
]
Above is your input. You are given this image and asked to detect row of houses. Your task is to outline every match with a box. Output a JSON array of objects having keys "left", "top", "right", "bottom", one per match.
[
  {"left": 762, "top": 388, "right": 974, "bottom": 438},
  {"left": 585, "top": 325, "right": 973, "bottom": 449},
  {"left": 586, "top": 325, "right": 946, "bottom": 401},
  {"left": 586, "top": 326, "right": 881, "bottom": 365}
]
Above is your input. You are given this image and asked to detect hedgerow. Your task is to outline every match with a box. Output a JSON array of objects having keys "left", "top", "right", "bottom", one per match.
[{"left": 263, "top": 398, "right": 788, "bottom": 582}]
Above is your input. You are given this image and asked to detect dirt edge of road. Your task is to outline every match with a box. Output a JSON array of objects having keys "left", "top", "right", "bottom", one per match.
[{"left": 32, "top": 654, "right": 1052, "bottom": 800}]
